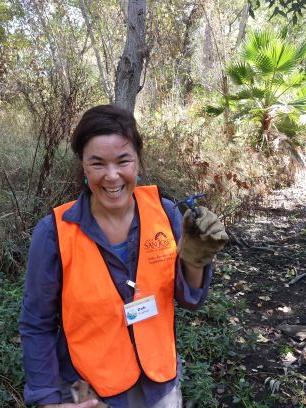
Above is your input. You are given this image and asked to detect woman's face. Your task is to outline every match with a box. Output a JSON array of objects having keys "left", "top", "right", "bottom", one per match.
[{"left": 82, "top": 134, "right": 139, "bottom": 213}]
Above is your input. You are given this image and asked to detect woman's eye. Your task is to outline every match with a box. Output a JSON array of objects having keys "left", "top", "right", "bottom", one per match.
[{"left": 119, "top": 160, "right": 130, "bottom": 165}]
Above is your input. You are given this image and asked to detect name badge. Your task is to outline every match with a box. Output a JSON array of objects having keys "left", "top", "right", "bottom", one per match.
[{"left": 124, "top": 295, "right": 158, "bottom": 326}]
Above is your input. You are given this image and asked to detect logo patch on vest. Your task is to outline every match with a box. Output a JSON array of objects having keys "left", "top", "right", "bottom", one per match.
[
  {"left": 144, "top": 231, "right": 176, "bottom": 264},
  {"left": 144, "top": 231, "right": 171, "bottom": 250}
]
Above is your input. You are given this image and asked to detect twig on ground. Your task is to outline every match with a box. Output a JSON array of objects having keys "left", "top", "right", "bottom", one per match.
[
  {"left": 227, "top": 230, "right": 246, "bottom": 248},
  {"left": 249, "top": 246, "right": 275, "bottom": 253},
  {"left": 289, "top": 273, "right": 306, "bottom": 285}
]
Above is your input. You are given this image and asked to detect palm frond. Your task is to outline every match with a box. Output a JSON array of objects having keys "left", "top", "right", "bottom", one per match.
[
  {"left": 228, "top": 88, "right": 265, "bottom": 100},
  {"left": 243, "top": 30, "right": 278, "bottom": 62},
  {"left": 254, "top": 50, "right": 275, "bottom": 74},
  {"left": 283, "top": 72, "right": 306, "bottom": 88},
  {"left": 294, "top": 41, "right": 306, "bottom": 61},
  {"left": 253, "top": 42, "right": 297, "bottom": 74},
  {"left": 297, "top": 86, "right": 306, "bottom": 97},
  {"left": 227, "top": 63, "right": 255, "bottom": 85},
  {"left": 288, "top": 96, "right": 306, "bottom": 111}
]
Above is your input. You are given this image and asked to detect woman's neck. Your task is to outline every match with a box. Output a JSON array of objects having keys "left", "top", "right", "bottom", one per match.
[
  {"left": 90, "top": 196, "right": 135, "bottom": 221},
  {"left": 90, "top": 196, "right": 135, "bottom": 244}
]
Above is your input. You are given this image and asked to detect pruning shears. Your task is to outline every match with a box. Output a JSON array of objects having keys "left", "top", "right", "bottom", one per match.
[{"left": 174, "top": 193, "right": 205, "bottom": 218}]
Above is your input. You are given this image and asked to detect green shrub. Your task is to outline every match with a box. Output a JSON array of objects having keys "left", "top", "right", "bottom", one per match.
[{"left": 176, "top": 290, "right": 239, "bottom": 406}]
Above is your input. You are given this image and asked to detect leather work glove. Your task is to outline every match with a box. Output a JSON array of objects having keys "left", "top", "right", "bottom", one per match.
[
  {"left": 178, "top": 206, "right": 229, "bottom": 269},
  {"left": 71, "top": 380, "right": 109, "bottom": 408}
]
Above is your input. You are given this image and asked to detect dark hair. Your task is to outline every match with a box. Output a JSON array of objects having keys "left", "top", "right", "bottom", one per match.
[{"left": 71, "top": 104, "right": 143, "bottom": 165}]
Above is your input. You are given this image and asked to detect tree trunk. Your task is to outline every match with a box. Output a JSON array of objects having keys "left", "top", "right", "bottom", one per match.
[
  {"left": 236, "top": 2, "right": 249, "bottom": 47},
  {"left": 180, "top": 5, "right": 200, "bottom": 104},
  {"left": 115, "top": 0, "right": 147, "bottom": 113}
]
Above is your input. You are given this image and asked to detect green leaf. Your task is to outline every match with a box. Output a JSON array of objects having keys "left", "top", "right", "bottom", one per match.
[
  {"left": 262, "top": 42, "right": 297, "bottom": 73},
  {"left": 295, "top": 41, "right": 306, "bottom": 61},
  {"left": 229, "top": 88, "right": 265, "bottom": 100},
  {"left": 243, "top": 30, "right": 278, "bottom": 62},
  {"left": 297, "top": 86, "right": 306, "bottom": 97},
  {"left": 254, "top": 50, "right": 275, "bottom": 74},
  {"left": 288, "top": 96, "right": 306, "bottom": 109},
  {"left": 227, "top": 63, "right": 255, "bottom": 85},
  {"left": 204, "top": 105, "right": 225, "bottom": 116},
  {"left": 283, "top": 72, "right": 306, "bottom": 88}
]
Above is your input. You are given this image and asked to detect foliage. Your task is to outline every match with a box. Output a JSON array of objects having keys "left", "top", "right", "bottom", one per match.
[
  {"left": 176, "top": 290, "right": 238, "bottom": 406},
  {"left": 0, "top": 275, "right": 25, "bottom": 407},
  {"left": 0, "top": 1, "right": 305, "bottom": 407},
  {"left": 232, "top": 377, "right": 270, "bottom": 407},
  {"left": 142, "top": 100, "right": 293, "bottom": 224},
  {"left": 249, "top": 0, "right": 306, "bottom": 24},
  {"left": 205, "top": 29, "right": 306, "bottom": 152}
]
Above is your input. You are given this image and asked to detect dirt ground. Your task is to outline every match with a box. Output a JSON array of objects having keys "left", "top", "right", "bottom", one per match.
[{"left": 216, "top": 170, "right": 306, "bottom": 407}]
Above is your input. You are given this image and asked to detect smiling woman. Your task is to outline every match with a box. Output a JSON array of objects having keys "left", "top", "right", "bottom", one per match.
[
  {"left": 71, "top": 106, "right": 143, "bottom": 243},
  {"left": 19, "top": 104, "right": 228, "bottom": 408},
  {"left": 82, "top": 134, "right": 139, "bottom": 217}
]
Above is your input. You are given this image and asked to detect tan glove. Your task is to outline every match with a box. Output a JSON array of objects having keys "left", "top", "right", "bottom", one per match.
[
  {"left": 178, "top": 206, "right": 228, "bottom": 268},
  {"left": 71, "top": 380, "right": 108, "bottom": 408}
]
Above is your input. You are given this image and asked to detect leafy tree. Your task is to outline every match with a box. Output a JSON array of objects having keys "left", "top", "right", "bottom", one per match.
[{"left": 249, "top": 0, "right": 306, "bottom": 25}]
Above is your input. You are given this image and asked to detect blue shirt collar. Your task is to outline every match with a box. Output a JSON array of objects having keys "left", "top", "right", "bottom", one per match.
[{"left": 62, "top": 191, "right": 90, "bottom": 225}]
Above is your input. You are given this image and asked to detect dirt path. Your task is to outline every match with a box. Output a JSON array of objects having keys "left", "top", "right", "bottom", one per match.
[{"left": 216, "top": 169, "right": 306, "bottom": 407}]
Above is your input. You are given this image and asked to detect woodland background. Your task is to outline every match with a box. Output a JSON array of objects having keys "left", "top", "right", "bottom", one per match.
[{"left": 0, "top": 0, "right": 305, "bottom": 407}]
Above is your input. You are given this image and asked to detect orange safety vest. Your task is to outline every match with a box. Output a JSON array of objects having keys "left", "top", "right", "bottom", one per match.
[{"left": 53, "top": 185, "right": 177, "bottom": 397}]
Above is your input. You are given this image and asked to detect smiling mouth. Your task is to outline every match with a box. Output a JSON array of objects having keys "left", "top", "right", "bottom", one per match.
[{"left": 102, "top": 186, "right": 124, "bottom": 198}]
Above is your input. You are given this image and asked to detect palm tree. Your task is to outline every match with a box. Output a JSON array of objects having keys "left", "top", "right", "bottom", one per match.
[
  {"left": 229, "top": 30, "right": 306, "bottom": 148},
  {"left": 207, "top": 30, "right": 306, "bottom": 152}
]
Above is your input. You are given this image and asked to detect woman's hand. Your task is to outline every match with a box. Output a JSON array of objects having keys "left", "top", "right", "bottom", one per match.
[
  {"left": 39, "top": 380, "right": 108, "bottom": 408},
  {"left": 178, "top": 206, "right": 228, "bottom": 269},
  {"left": 39, "top": 401, "right": 99, "bottom": 408}
]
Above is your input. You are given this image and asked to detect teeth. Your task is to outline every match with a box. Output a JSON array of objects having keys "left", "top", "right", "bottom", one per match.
[
  {"left": 103, "top": 186, "right": 124, "bottom": 198},
  {"left": 105, "top": 187, "right": 121, "bottom": 193}
]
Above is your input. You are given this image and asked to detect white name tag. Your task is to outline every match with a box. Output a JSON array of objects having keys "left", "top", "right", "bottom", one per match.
[{"left": 124, "top": 295, "right": 158, "bottom": 326}]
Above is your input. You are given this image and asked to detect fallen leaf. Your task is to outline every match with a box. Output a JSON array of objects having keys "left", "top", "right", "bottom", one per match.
[
  {"left": 256, "top": 334, "right": 270, "bottom": 343},
  {"left": 277, "top": 306, "right": 292, "bottom": 313},
  {"left": 229, "top": 316, "right": 240, "bottom": 324},
  {"left": 281, "top": 351, "right": 297, "bottom": 367},
  {"left": 259, "top": 296, "right": 271, "bottom": 301}
]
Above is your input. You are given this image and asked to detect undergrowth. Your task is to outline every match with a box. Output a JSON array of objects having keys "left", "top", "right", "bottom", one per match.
[
  {"left": 176, "top": 290, "right": 241, "bottom": 407},
  {"left": 0, "top": 100, "right": 304, "bottom": 407},
  {"left": 0, "top": 275, "right": 25, "bottom": 407}
]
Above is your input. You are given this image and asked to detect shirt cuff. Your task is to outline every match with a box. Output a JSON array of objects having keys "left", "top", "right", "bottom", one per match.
[
  {"left": 24, "top": 384, "right": 61, "bottom": 405},
  {"left": 175, "top": 261, "right": 213, "bottom": 309}
]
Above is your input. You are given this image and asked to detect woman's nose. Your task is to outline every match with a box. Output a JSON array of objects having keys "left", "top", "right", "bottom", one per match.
[{"left": 104, "top": 165, "right": 119, "bottom": 180}]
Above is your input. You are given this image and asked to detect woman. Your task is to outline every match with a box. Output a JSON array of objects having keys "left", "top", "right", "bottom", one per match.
[{"left": 20, "top": 105, "right": 228, "bottom": 408}]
